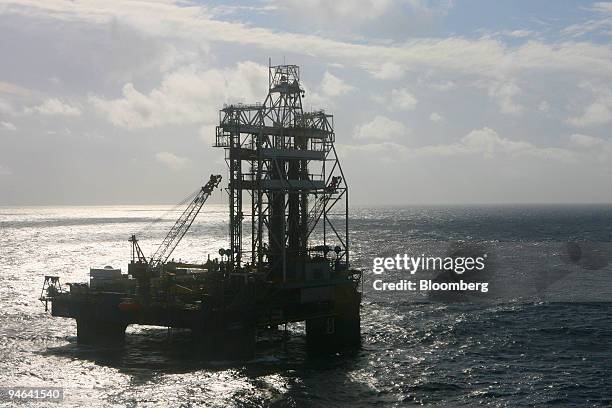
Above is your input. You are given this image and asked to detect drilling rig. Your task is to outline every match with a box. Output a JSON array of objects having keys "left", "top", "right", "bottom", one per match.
[{"left": 40, "top": 63, "right": 361, "bottom": 358}]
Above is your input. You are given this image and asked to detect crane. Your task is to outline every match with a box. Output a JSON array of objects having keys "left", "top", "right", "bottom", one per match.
[
  {"left": 150, "top": 174, "right": 222, "bottom": 267},
  {"left": 129, "top": 174, "right": 222, "bottom": 268}
]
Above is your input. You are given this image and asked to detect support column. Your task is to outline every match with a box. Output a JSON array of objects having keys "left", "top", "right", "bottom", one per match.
[
  {"left": 76, "top": 319, "right": 127, "bottom": 345},
  {"left": 305, "top": 284, "right": 361, "bottom": 352}
]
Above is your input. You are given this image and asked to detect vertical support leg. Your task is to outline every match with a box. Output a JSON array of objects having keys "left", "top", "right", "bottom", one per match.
[
  {"left": 76, "top": 319, "right": 127, "bottom": 345},
  {"left": 305, "top": 285, "right": 361, "bottom": 352}
]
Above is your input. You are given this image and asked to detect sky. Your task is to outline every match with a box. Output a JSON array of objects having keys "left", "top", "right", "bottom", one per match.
[{"left": 0, "top": 0, "right": 611, "bottom": 205}]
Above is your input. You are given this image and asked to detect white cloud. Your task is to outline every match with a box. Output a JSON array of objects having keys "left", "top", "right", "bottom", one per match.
[
  {"left": 565, "top": 133, "right": 612, "bottom": 164},
  {"left": 0, "top": 81, "right": 32, "bottom": 96},
  {"left": 538, "top": 101, "right": 550, "bottom": 112},
  {"left": 154, "top": 151, "right": 190, "bottom": 171},
  {"left": 0, "top": 98, "right": 16, "bottom": 116},
  {"left": 425, "top": 79, "right": 456, "bottom": 91},
  {"left": 449, "top": 128, "right": 574, "bottom": 161},
  {"left": 305, "top": 71, "right": 354, "bottom": 109},
  {"left": 3, "top": 1, "right": 612, "bottom": 82},
  {"left": 320, "top": 71, "right": 353, "bottom": 97},
  {"left": 1, "top": 121, "right": 17, "bottom": 131},
  {"left": 569, "top": 102, "right": 612, "bottom": 127},
  {"left": 198, "top": 123, "right": 217, "bottom": 145},
  {"left": 429, "top": 112, "right": 444, "bottom": 122},
  {"left": 389, "top": 88, "right": 417, "bottom": 111},
  {"left": 29, "top": 98, "right": 81, "bottom": 116},
  {"left": 460, "top": 127, "right": 531, "bottom": 157},
  {"left": 269, "top": 0, "right": 394, "bottom": 26},
  {"left": 418, "top": 74, "right": 456, "bottom": 91},
  {"left": 591, "top": 2, "right": 612, "bottom": 13},
  {"left": 354, "top": 115, "right": 408, "bottom": 140},
  {"left": 347, "top": 127, "right": 575, "bottom": 162},
  {"left": 506, "top": 30, "right": 534, "bottom": 38},
  {"left": 569, "top": 133, "right": 604, "bottom": 148},
  {"left": 365, "top": 62, "right": 404, "bottom": 80},
  {"left": 568, "top": 84, "right": 612, "bottom": 127},
  {"left": 562, "top": 2, "right": 612, "bottom": 37},
  {"left": 338, "top": 141, "right": 410, "bottom": 164},
  {"left": 0, "top": 164, "right": 12, "bottom": 176},
  {"left": 487, "top": 82, "right": 523, "bottom": 115},
  {"left": 373, "top": 88, "right": 418, "bottom": 111},
  {"left": 1, "top": 0, "right": 612, "bottom": 204},
  {"left": 90, "top": 61, "right": 268, "bottom": 128},
  {"left": 267, "top": 0, "right": 452, "bottom": 32}
]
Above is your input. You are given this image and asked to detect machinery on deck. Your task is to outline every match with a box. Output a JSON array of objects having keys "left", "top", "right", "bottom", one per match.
[{"left": 40, "top": 63, "right": 361, "bottom": 358}]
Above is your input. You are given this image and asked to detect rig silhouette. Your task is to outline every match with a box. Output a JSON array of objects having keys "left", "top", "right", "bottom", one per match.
[{"left": 41, "top": 62, "right": 361, "bottom": 359}]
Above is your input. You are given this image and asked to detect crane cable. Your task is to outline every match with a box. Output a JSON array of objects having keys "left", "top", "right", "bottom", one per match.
[{"left": 131, "top": 187, "right": 201, "bottom": 239}]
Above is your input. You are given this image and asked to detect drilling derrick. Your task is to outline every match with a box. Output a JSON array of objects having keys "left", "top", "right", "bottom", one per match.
[{"left": 215, "top": 63, "right": 349, "bottom": 282}]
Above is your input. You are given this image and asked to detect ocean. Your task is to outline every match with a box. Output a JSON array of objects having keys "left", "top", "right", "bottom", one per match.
[{"left": 1, "top": 204, "right": 611, "bottom": 407}]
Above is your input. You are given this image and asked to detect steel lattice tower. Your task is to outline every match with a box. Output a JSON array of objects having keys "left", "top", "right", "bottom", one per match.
[{"left": 214, "top": 62, "right": 349, "bottom": 281}]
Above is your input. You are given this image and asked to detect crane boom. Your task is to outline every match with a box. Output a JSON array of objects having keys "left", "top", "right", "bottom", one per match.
[{"left": 150, "top": 174, "right": 222, "bottom": 267}]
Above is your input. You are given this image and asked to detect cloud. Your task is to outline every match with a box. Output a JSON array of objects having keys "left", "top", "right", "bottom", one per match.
[
  {"left": 306, "top": 71, "right": 354, "bottom": 109},
  {"left": 198, "top": 123, "right": 217, "bottom": 145},
  {"left": 268, "top": 0, "right": 395, "bottom": 26},
  {"left": 28, "top": 98, "right": 81, "bottom": 116},
  {"left": 568, "top": 84, "right": 612, "bottom": 127},
  {"left": 538, "top": 101, "right": 550, "bottom": 112},
  {"left": 354, "top": 115, "right": 409, "bottom": 140},
  {"left": 90, "top": 61, "right": 268, "bottom": 128},
  {"left": 562, "top": 2, "right": 612, "bottom": 37},
  {"left": 347, "top": 127, "right": 575, "bottom": 162},
  {"left": 209, "top": 4, "right": 279, "bottom": 17},
  {"left": 319, "top": 71, "right": 353, "bottom": 97},
  {"left": 0, "top": 81, "right": 32, "bottom": 96},
  {"left": 365, "top": 62, "right": 404, "bottom": 80},
  {"left": 4, "top": 1, "right": 612, "bottom": 82},
  {"left": 505, "top": 30, "right": 534, "bottom": 38},
  {"left": 154, "top": 151, "right": 190, "bottom": 171},
  {"left": 266, "top": 0, "right": 453, "bottom": 33},
  {"left": 569, "top": 133, "right": 605, "bottom": 148},
  {"left": 569, "top": 101, "right": 612, "bottom": 127},
  {"left": 389, "top": 88, "right": 418, "bottom": 111},
  {"left": 438, "top": 128, "right": 575, "bottom": 161},
  {"left": 591, "top": 2, "right": 612, "bottom": 13},
  {"left": 460, "top": 127, "right": 531, "bottom": 157},
  {"left": 0, "top": 98, "right": 17, "bottom": 116},
  {"left": 487, "top": 82, "right": 523, "bottom": 115},
  {"left": 373, "top": 88, "right": 418, "bottom": 111},
  {"left": 565, "top": 133, "right": 612, "bottom": 164},
  {"left": 0, "top": 121, "right": 17, "bottom": 131},
  {"left": 429, "top": 112, "right": 444, "bottom": 122},
  {"left": 0, "top": 164, "right": 12, "bottom": 176},
  {"left": 1, "top": 0, "right": 612, "bottom": 205},
  {"left": 421, "top": 78, "right": 456, "bottom": 91}
]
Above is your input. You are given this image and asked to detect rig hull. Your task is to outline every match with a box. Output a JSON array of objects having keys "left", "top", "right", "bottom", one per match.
[{"left": 48, "top": 266, "right": 361, "bottom": 358}]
